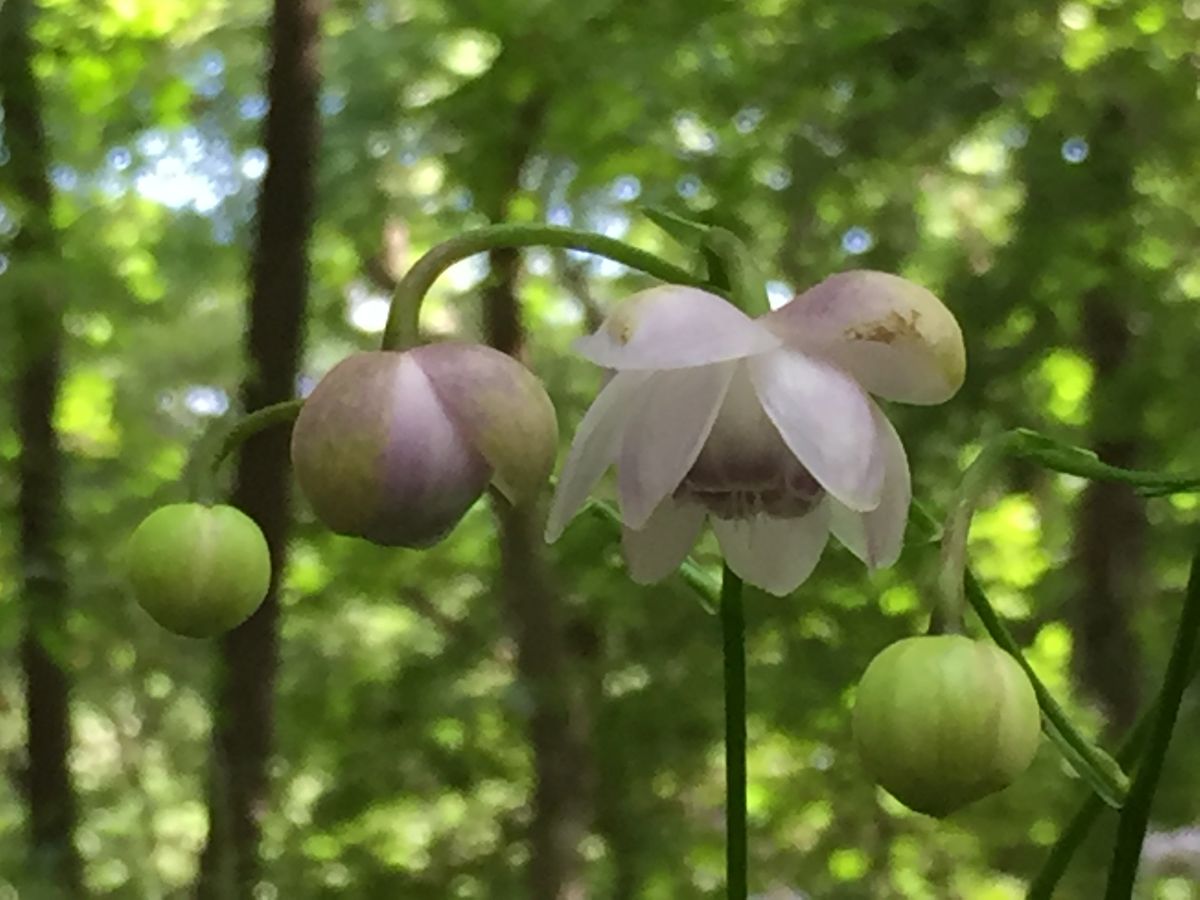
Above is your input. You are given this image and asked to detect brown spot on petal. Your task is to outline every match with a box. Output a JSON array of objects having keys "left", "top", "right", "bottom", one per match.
[
  {"left": 606, "top": 308, "right": 636, "bottom": 345},
  {"left": 844, "top": 309, "right": 923, "bottom": 344}
]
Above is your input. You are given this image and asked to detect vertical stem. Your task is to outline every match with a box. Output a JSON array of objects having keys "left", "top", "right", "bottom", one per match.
[
  {"left": 721, "top": 565, "right": 747, "bottom": 900},
  {"left": 1028, "top": 636, "right": 1200, "bottom": 899},
  {"left": 933, "top": 434, "right": 1017, "bottom": 633},
  {"left": 1028, "top": 721, "right": 1149, "bottom": 899},
  {"left": 1103, "top": 530, "right": 1200, "bottom": 899}
]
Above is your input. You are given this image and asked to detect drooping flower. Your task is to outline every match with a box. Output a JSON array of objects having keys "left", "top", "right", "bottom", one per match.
[
  {"left": 291, "top": 343, "right": 558, "bottom": 548},
  {"left": 544, "top": 271, "right": 965, "bottom": 596}
]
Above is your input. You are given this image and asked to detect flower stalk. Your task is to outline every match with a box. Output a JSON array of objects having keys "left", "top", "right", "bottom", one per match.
[
  {"left": 185, "top": 399, "right": 305, "bottom": 503},
  {"left": 1029, "top": 622, "right": 1200, "bottom": 898},
  {"left": 931, "top": 429, "right": 1200, "bottom": 810},
  {"left": 381, "top": 224, "right": 713, "bottom": 351},
  {"left": 933, "top": 432, "right": 1019, "bottom": 634},
  {"left": 1103, "top": 528, "right": 1200, "bottom": 898},
  {"left": 721, "top": 564, "right": 748, "bottom": 900}
]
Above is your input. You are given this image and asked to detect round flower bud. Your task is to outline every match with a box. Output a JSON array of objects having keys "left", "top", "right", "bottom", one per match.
[
  {"left": 852, "top": 635, "right": 1041, "bottom": 817},
  {"left": 290, "top": 344, "right": 557, "bottom": 548},
  {"left": 126, "top": 504, "right": 271, "bottom": 638}
]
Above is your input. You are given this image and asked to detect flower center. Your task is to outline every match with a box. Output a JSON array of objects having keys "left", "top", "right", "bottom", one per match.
[
  {"left": 677, "top": 468, "right": 823, "bottom": 519},
  {"left": 673, "top": 367, "right": 824, "bottom": 520}
]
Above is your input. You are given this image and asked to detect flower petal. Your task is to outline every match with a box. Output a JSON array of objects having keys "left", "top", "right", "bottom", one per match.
[
  {"left": 617, "top": 363, "right": 735, "bottom": 529},
  {"left": 829, "top": 404, "right": 911, "bottom": 569},
  {"left": 748, "top": 347, "right": 883, "bottom": 512},
  {"left": 574, "top": 285, "right": 780, "bottom": 370},
  {"left": 765, "top": 270, "right": 965, "bottom": 404},
  {"left": 621, "top": 497, "right": 707, "bottom": 584},
  {"left": 711, "top": 504, "right": 831, "bottom": 596},
  {"left": 545, "top": 370, "right": 653, "bottom": 542},
  {"left": 414, "top": 343, "right": 558, "bottom": 504}
]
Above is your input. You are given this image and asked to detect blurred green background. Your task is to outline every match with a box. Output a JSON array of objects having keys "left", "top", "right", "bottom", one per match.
[{"left": 3, "top": 0, "right": 1200, "bottom": 896}]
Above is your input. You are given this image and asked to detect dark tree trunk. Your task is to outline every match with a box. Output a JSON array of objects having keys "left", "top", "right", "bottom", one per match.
[
  {"left": 1065, "top": 106, "right": 1145, "bottom": 733},
  {"left": 484, "top": 251, "right": 593, "bottom": 900},
  {"left": 467, "top": 89, "right": 592, "bottom": 898},
  {"left": 195, "top": 0, "right": 322, "bottom": 895},
  {"left": 1072, "top": 291, "right": 1144, "bottom": 732},
  {"left": 0, "top": 0, "right": 83, "bottom": 891}
]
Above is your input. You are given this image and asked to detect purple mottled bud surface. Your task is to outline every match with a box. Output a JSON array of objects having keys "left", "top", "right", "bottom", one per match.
[{"left": 291, "top": 345, "right": 557, "bottom": 548}]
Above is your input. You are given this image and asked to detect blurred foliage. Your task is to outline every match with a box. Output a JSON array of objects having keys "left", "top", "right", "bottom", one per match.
[{"left": 2, "top": 0, "right": 1200, "bottom": 896}]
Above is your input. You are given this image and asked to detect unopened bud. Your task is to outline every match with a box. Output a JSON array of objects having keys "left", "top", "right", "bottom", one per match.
[
  {"left": 852, "top": 635, "right": 1041, "bottom": 816},
  {"left": 290, "top": 344, "right": 557, "bottom": 547},
  {"left": 126, "top": 504, "right": 271, "bottom": 637}
]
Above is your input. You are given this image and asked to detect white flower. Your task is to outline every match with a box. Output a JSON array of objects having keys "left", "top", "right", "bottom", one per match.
[{"left": 545, "top": 270, "right": 966, "bottom": 596}]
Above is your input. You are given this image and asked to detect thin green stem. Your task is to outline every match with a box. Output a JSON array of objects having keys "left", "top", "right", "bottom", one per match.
[
  {"left": 720, "top": 564, "right": 747, "bottom": 900},
  {"left": 1028, "top": 625, "right": 1200, "bottom": 899},
  {"left": 701, "top": 228, "right": 770, "bottom": 317},
  {"left": 1104, "top": 531, "right": 1200, "bottom": 898},
  {"left": 381, "top": 224, "right": 713, "bottom": 351},
  {"left": 965, "top": 571, "right": 1129, "bottom": 808},
  {"left": 934, "top": 434, "right": 1018, "bottom": 634},
  {"left": 1012, "top": 428, "right": 1200, "bottom": 495},
  {"left": 1028, "top": 719, "right": 1151, "bottom": 899},
  {"left": 917, "top": 504, "right": 1130, "bottom": 807},
  {"left": 924, "top": 420, "right": 1200, "bottom": 806},
  {"left": 184, "top": 399, "right": 305, "bottom": 503}
]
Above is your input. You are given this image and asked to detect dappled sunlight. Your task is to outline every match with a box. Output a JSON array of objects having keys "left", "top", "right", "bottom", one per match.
[{"left": 3, "top": 0, "right": 1200, "bottom": 894}]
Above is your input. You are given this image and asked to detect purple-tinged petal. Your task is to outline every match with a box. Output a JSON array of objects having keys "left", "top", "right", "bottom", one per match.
[
  {"left": 414, "top": 343, "right": 558, "bottom": 504},
  {"left": 622, "top": 497, "right": 707, "bottom": 584},
  {"left": 765, "top": 271, "right": 966, "bottom": 405},
  {"left": 711, "top": 504, "right": 831, "bottom": 596},
  {"left": 544, "top": 370, "right": 653, "bottom": 542},
  {"left": 830, "top": 404, "right": 911, "bottom": 569},
  {"left": 617, "top": 363, "right": 735, "bottom": 529},
  {"left": 574, "top": 285, "right": 780, "bottom": 370},
  {"left": 290, "top": 352, "right": 491, "bottom": 548},
  {"left": 376, "top": 356, "right": 492, "bottom": 546},
  {"left": 748, "top": 347, "right": 883, "bottom": 512}
]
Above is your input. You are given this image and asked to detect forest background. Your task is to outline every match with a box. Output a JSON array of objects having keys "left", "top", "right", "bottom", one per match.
[{"left": 3, "top": 0, "right": 1200, "bottom": 897}]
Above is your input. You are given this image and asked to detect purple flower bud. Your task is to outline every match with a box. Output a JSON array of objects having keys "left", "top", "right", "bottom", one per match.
[{"left": 290, "top": 344, "right": 557, "bottom": 548}]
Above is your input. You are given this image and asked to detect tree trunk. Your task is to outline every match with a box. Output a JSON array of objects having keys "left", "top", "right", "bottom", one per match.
[
  {"left": 484, "top": 248, "right": 593, "bottom": 900},
  {"left": 195, "top": 0, "right": 322, "bottom": 895},
  {"left": 466, "top": 88, "right": 592, "bottom": 896},
  {"left": 1072, "top": 291, "right": 1144, "bottom": 732},
  {"left": 0, "top": 0, "right": 83, "bottom": 891},
  {"left": 1066, "top": 105, "right": 1145, "bottom": 733}
]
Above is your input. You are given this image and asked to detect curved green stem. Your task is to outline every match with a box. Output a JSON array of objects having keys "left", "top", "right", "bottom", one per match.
[
  {"left": 1028, "top": 615, "right": 1200, "bottom": 899},
  {"left": 381, "top": 224, "right": 713, "bottom": 351},
  {"left": 1012, "top": 429, "right": 1200, "bottom": 495},
  {"left": 185, "top": 399, "right": 305, "bottom": 502},
  {"left": 964, "top": 570, "right": 1129, "bottom": 807},
  {"left": 916, "top": 504, "right": 1130, "bottom": 807},
  {"left": 926, "top": 426, "right": 1200, "bottom": 805},
  {"left": 720, "top": 564, "right": 747, "bottom": 900},
  {"left": 933, "top": 434, "right": 1018, "bottom": 634},
  {"left": 1103, "top": 531, "right": 1200, "bottom": 898},
  {"left": 1029, "top": 720, "right": 1151, "bottom": 898},
  {"left": 701, "top": 228, "right": 770, "bottom": 317}
]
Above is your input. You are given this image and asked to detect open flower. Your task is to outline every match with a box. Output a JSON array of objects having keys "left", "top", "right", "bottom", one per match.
[{"left": 544, "top": 271, "right": 965, "bottom": 596}]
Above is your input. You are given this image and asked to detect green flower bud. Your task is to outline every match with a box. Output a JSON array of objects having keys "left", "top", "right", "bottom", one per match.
[
  {"left": 290, "top": 344, "right": 557, "bottom": 548},
  {"left": 126, "top": 504, "right": 271, "bottom": 638},
  {"left": 852, "top": 635, "right": 1041, "bottom": 816}
]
